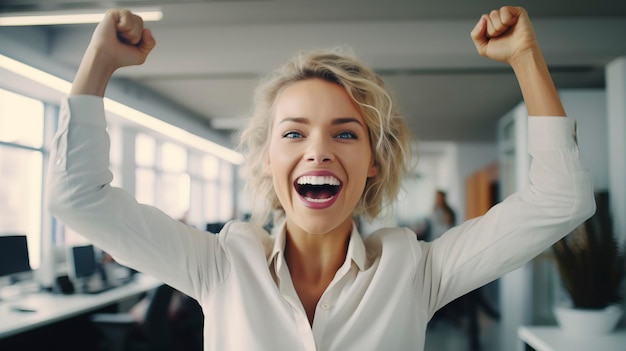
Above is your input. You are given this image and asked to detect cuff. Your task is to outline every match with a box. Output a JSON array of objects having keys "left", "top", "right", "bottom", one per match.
[{"left": 62, "top": 95, "right": 107, "bottom": 127}]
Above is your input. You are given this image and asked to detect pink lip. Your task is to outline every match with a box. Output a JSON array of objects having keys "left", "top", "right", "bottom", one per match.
[{"left": 294, "top": 170, "right": 343, "bottom": 210}]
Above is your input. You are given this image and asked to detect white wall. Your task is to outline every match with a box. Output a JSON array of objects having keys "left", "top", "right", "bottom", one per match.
[
  {"left": 403, "top": 141, "right": 499, "bottom": 228},
  {"left": 559, "top": 89, "right": 609, "bottom": 191},
  {"left": 374, "top": 140, "right": 497, "bottom": 237},
  {"left": 606, "top": 57, "right": 626, "bottom": 323},
  {"left": 497, "top": 102, "right": 532, "bottom": 351},
  {"left": 606, "top": 57, "right": 626, "bottom": 245}
]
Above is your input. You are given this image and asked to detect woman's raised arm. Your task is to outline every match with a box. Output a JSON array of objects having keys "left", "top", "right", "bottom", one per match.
[{"left": 46, "top": 10, "right": 224, "bottom": 300}]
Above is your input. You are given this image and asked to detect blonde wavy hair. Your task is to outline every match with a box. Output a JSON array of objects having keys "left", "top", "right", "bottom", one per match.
[{"left": 238, "top": 48, "right": 414, "bottom": 225}]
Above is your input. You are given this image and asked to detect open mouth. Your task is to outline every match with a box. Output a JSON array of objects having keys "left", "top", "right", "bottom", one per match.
[{"left": 295, "top": 175, "right": 342, "bottom": 202}]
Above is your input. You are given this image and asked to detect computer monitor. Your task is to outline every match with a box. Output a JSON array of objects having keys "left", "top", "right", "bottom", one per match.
[
  {"left": 67, "top": 244, "right": 97, "bottom": 291},
  {"left": 0, "top": 235, "right": 31, "bottom": 278},
  {"left": 206, "top": 222, "right": 226, "bottom": 234}
]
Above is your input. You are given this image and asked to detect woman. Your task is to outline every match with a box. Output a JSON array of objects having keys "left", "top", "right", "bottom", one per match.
[{"left": 47, "top": 6, "right": 594, "bottom": 350}]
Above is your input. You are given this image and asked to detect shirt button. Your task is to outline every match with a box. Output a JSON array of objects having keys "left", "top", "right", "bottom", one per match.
[
  {"left": 321, "top": 302, "right": 330, "bottom": 310},
  {"left": 55, "top": 158, "right": 63, "bottom": 166}
]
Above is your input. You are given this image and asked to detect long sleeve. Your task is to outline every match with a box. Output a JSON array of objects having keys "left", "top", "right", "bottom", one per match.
[
  {"left": 421, "top": 116, "right": 596, "bottom": 316},
  {"left": 45, "top": 96, "right": 227, "bottom": 299}
]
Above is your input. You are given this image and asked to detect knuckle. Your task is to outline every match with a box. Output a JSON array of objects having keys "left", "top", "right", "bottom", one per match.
[{"left": 118, "top": 9, "right": 131, "bottom": 19}]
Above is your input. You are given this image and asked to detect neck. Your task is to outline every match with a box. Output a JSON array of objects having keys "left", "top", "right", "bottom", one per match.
[{"left": 284, "top": 220, "right": 352, "bottom": 282}]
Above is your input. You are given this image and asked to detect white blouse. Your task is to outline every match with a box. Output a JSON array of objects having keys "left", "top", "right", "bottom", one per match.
[{"left": 46, "top": 96, "right": 595, "bottom": 350}]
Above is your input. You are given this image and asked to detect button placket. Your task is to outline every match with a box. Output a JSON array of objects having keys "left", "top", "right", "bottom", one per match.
[
  {"left": 311, "top": 258, "right": 355, "bottom": 346},
  {"left": 275, "top": 257, "right": 317, "bottom": 351},
  {"left": 311, "top": 285, "right": 339, "bottom": 348}
]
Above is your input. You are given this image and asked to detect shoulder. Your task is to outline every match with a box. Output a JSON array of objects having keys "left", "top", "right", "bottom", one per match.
[
  {"left": 218, "top": 220, "right": 273, "bottom": 257},
  {"left": 364, "top": 226, "right": 422, "bottom": 255},
  {"left": 366, "top": 226, "right": 414, "bottom": 239},
  {"left": 361, "top": 226, "right": 427, "bottom": 273}
]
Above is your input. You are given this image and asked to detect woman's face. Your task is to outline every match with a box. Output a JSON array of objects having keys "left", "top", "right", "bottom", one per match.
[{"left": 265, "top": 78, "right": 377, "bottom": 236}]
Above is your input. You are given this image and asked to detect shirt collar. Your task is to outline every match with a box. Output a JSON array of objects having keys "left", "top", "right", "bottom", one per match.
[{"left": 267, "top": 219, "right": 367, "bottom": 274}]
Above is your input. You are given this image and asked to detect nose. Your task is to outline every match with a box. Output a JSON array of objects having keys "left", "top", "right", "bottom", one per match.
[
  {"left": 305, "top": 136, "right": 334, "bottom": 164},
  {"left": 307, "top": 153, "right": 332, "bottom": 164}
]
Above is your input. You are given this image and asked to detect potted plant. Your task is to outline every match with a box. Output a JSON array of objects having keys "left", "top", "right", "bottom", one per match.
[{"left": 552, "top": 192, "right": 625, "bottom": 335}]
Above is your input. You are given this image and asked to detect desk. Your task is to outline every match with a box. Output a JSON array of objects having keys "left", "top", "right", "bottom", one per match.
[
  {"left": 0, "top": 273, "right": 162, "bottom": 339},
  {"left": 518, "top": 326, "right": 626, "bottom": 351}
]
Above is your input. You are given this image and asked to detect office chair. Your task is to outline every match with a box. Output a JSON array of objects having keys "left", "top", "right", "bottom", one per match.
[{"left": 91, "top": 284, "right": 175, "bottom": 351}]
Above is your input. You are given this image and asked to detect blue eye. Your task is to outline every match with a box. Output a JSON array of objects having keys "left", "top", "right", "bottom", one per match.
[
  {"left": 336, "top": 131, "right": 357, "bottom": 139},
  {"left": 283, "top": 131, "right": 302, "bottom": 139}
]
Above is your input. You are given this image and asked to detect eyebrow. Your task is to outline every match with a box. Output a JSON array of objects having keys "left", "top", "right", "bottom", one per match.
[{"left": 278, "top": 117, "right": 364, "bottom": 127}]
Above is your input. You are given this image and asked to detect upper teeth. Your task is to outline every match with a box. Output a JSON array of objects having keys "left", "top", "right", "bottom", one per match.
[{"left": 297, "top": 175, "right": 340, "bottom": 186}]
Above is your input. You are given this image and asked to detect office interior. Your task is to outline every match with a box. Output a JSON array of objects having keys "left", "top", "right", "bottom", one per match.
[{"left": 1, "top": 1, "right": 626, "bottom": 350}]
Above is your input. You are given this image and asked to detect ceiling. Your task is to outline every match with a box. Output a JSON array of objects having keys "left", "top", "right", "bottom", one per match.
[{"left": 2, "top": 0, "right": 626, "bottom": 144}]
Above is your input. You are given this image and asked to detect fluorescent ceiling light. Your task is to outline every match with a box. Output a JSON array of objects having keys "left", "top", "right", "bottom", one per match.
[
  {"left": 0, "top": 55, "right": 71, "bottom": 93},
  {"left": 103, "top": 99, "right": 244, "bottom": 165},
  {"left": 0, "top": 53, "right": 243, "bottom": 165},
  {"left": 0, "top": 7, "right": 163, "bottom": 26}
]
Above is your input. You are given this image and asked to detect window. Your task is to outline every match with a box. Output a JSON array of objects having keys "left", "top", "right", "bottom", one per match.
[
  {"left": 133, "top": 132, "right": 237, "bottom": 226},
  {"left": 136, "top": 168, "right": 156, "bottom": 206},
  {"left": 0, "top": 65, "right": 241, "bottom": 281},
  {"left": 0, "top": 89, "right": 45, "bottom": 269},
  {"left": 0, "top": 90, "right": 44, "bottom": 148},
  {"left": 202, "top": 154, "right": 220, "bottom": 223},
  {"left": 135, "top": 133, "right": 157, "bottom": 205},
  {"left": 160, "top": 141, "right": 186, "bottom": 172},
  {"left": 218, "top": 162, "right": 233, "bottom": 220},
  {"left": 135, "top": 132, "right": 156, "bottom": 167},
  {"left": 157, "top": 142, "right": 189, "bottom": 219},
  {"left": 107, "top": 124, "right": 122, "bottom": 188},
  {"left": 236, "top": 165, "right": 252, "bottom": 219}
]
